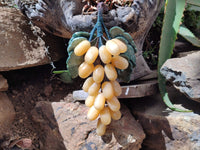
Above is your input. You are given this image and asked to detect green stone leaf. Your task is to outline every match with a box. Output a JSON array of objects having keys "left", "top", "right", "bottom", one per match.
[
  {"left": 117, "top": 62, "right": 133, "bottom": 83},
  {"left": 72, "top": 31, "right": 90, "bottom": 39},
  {"left": 115, "top": 36, "right": 129, "bottom": 45},
  {"left": 120, "top": 44, "right": 136, "bottom": 67},
  {"left": 67, "top": 37, "right": 87, "bottom": 53},
  {"left": 66, "top": 51, "right": 84, "bottom": 78},
  {"left": 59, "top": 71, "right": 73, "bottom": 84},
  {"left": 53, "top": 70, "right": 73, "bottom": 84},
  {"left": 109, "top": 26, "right": 125, "bottom": 38},
  {"left": 122, "top": 33, "right": 137, "bottom": 53}
]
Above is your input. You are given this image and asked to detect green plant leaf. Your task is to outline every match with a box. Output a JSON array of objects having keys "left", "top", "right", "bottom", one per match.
[
  {"left": 187, "top": 4, "right": 200, "bottom": 11},
  {"left": 178, "top": 26, "right": 200, "bottom": 47},
  {"left": 186, "top": 0, "right": 200, "bottom": 7},
  {"left": 158, "top": 0, "right": 192, "bottom": 112}
]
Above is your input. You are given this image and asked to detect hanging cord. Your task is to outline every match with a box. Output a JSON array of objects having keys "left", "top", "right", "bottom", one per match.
[{"left": 88, "top": 2, "right": 111, "bottom": 48}]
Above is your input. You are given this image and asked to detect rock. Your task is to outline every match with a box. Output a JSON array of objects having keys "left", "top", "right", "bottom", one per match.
[
  {"left": 0, "top": 7, "right": 65, "bottom": 71},
  {"left": 128, "top": 86, "right": 200, "bottom": 150},
  {"left": 160, "top": 51, "right": 200, "bottom": 102},
  {"left": 0, "top": 92, "right": 15, "bottom": 139},
  {"left": 0, "top": 74, "right": 8, "bottom": 91},
  {"left": 176, "top": 51, "right": 198, "bottom": 58},
  {"left": 17, "top": 0, "right": 164, "bottom": 51},
  {"left": 16, "top": 0, "right": 163, "bottom": 80},
  {"left": 73, "top": 80, "right": 158, "bottom": 100},
  {"left": 31, "top": 101, "right": 66, "bottom": 150},
  {"left": 32, "top": 101, "right": 145, "bottom": 150}
]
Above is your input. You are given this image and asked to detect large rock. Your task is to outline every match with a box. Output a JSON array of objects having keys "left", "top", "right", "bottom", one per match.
[
  {"left": 160, "top": 51, "right": 200, "bottom": 102},
  {"left": 129, "top": 87, "right": 200, "bottom": 150},
  {"left": 0, "top": 74, "right": 8, "bottom": 91},
  {"left": 0, "top": 7, "right": 65, "bottom": 71},
  {"left": 32, "top": 101, "right": 145, "bottom": 150},
  {"left": 0, "top": 92, "right": 15, "bottom": 139}
]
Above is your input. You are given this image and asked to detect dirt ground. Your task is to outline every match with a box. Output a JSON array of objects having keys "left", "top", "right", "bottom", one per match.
[{"left": 1, "top": 59, "right": 84, "bottom": 150}]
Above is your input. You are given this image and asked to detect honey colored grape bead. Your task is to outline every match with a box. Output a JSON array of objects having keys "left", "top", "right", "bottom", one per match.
[
  {"left": 85, "top": 95, "right": 96, "bottom": 107},
  {"left": 99, "top": 45, "right": 112, "bottom": 64},
  {"left": 111, "top": 80, "right": 122, "bottom": 96},
  {"left": 84, "top": 46, "right": 99, "bottom": 64},
  {"left": 74, "top": 40, "right": 91, "bottom": 56},
  {"left": 107, "top": 96, "right": 121, "bottom": 112},
  {"left": 78, "top": 62, "right": 94, "bottom": 78},
  {"left": 94, "top": 93, "right": 106, "bottom": 111},
  {"left": 102, "top": 81, "right": 114, "bottom": 99},
  {"left": 110, "top": 110, "right": 121, "bottom": 120},
  {"left": 93, "top": 65, "right": 104, "bottom": 83},
  {"left": 106, "top": 40, "right": 120, "bottom": 56},
  {"left": 88, "top": 82, "right": 100, "bottom": 96},
  {"left": 104, "top": 64, "right": 117, "bottom": 81},
  {"left": 87, "top": 106, "right": 100, "bottom": 121},
  {"left": 82, "top": 77, "right": 94, "bottom": 92},
  {"left": 111, "top": 56, "right": 129, "bottom": 70},
  {"left": 96, "top": 118, "right": 106, "bottom": 136},
  {"left": 112, "top": 39, "right": 127, "bottom": 53},
  {"left": 100, "top": 107, "right": 111, "bottom": 125}
]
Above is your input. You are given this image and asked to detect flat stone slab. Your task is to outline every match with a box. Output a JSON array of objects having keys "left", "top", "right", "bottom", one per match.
[
  {"left": 73, "top": 80, "right": 158, "bottom": 101},
  {"left": 160, "top": 51, "right": 200, "bottom": 102},
  {"left": 0, "top": 7, "right": 65, "bottom": 71},
  {"left": 31, "top": 101, "right": 145, "bottom": 150},
  {"left": 0, "top": 74, "right": 8, "bottom": 91}
]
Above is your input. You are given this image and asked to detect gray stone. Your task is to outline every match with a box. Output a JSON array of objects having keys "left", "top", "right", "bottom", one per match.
[
  {"left": 73, "top": 80, "right": 158, "bottom": 101},
  {"left": 0, "top": 7, "right": 65, "bottom": 71},
  {"left": 32, "top": 101, "right": 145, "bottom": 150},
  {"left": 0, "top": 74, "right": 8, "bottom": 91},
  {"left": 160, "top": 51, "right": 200, "bottom": 102},
  {"left": 0, "top": 92, "right": 15, "bottom": 139},
  {"left": 129, "top": 87, "right": 200, "bottom": 150}
]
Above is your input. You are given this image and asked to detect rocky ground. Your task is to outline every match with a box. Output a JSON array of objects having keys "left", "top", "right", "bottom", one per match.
[
  {"left": 0, "top": 1, "right": 200, "bottom": 150},
  {"left": 0, "top": 63, "right": 83, "bottom": 149}
]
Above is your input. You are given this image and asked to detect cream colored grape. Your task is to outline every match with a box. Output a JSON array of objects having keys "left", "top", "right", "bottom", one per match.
[
  {"left": 106, "top": 40, "right": 120, "bottom": 56},
  {"left": 96, "top": 118, "right": 106, "bottom": 136},
  {"left": 104, "top": 64, "right": 117, "bottom": 81},
  {"left": 85, "top": 95, "right": 96, "bottom": 107},
  {"left": 88, "top": 82, "right": 100, "bottom": 96},
  {"left": 107, "top": 96, "right": 121, "bottom": 112},
  {"left": 100, "top": 107, "right": 111, "bottom": 125},
  {"left": 112, "top": 39, "right": 127, "bottom": 53},
  {"left": 93, "top": 65, "right": 104, "bottom": 83},
  {"left": 112, "top": 56, "right": 129, "bottom": 70},
  {"left": 110, "top": 110, "right": 121, "bottom": 120},
  {"left": 102, "top": 81, "right": 114, "bottom": 100},
  {"left": 94, "top": 93, "right": 106, "bottom": 111},
  {"left": 78, "top": 62, "right": 94, "bottom": 78},
  {"left": 99, "top": 45, "right": 112, "bottom": 64},
  {"left": 74, "top": 40, "right": 91, "bottom": 56},
  {"left": 111, "top": 80, "right": 122, "bottom": 96},
  {"left": 84, "top": 46, "right": 99, "bottom": 64},
  {"left": 82, "top": 77, "right": 94, "bottom": 92},
  {"left": 87, "top": 106, "right": 100, "bottom": 121}
]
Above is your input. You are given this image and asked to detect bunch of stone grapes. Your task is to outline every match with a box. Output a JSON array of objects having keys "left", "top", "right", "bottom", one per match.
[{"left": 74, "top": 38, "right": 129, "bottom": 136}]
